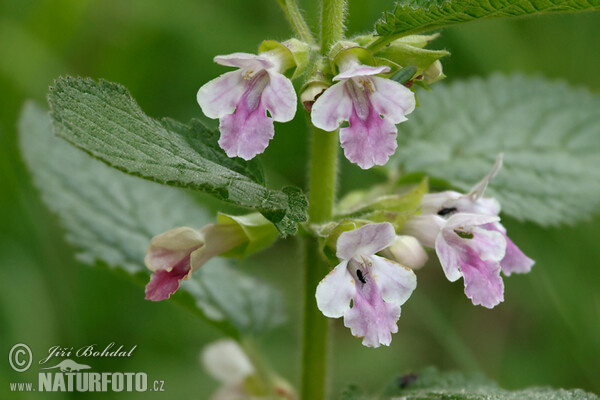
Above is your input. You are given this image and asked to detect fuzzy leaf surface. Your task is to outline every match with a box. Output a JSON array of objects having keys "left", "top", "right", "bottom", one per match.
[
  {"left": 375, "top": 0, "right": 600, "bottom": 39},
  {"left": 390, "top": 75, "right": 600, "bottom": 226},
  {"left": 19, "top": 102, "right": 285, "bottom": 337},
  {"left": 47, "top": 76, "right": 306, "bottom": 235}
]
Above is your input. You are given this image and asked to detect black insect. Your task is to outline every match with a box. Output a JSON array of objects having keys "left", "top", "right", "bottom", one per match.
[
  {"left": 437, "top": 207, "right": 457, "bottom": 216},
  {"left": 356, "top": 269, "right": 368, "bottom": 284}
]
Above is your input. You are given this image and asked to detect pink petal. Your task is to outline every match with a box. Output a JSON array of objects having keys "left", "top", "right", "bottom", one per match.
[
  {"left": 214, "top": 52, "right": 274, "bottom": 70},
  {"left": 340, "top": 106, "right": 398, "bottom": 169},
  {"left": 486, "top": 223, "right": 534, "bottom": 275},
  {"left": 197, "top": 71, "right": 246, "bottom": 119},
  {"left": 459, "top": 246, "right": 504, "bottom": 308},
  {"left": 369, "top": 76, "right": 416, "bottom": 123},
  {"left": 467, "top": 227, "right": 506, "bottom": 262},
  {"left": 145, "top": 255, "right": 191, "bottom": 301},
  {"left": 370, "top": 255, "right": 417, "bottom": 306},
  {"left": 343, "top": 277, "right": 401, "bottom": 348},
  {"left": 334, "top": 63, "right": 390, "bottom": 81},
  {"left": 145, "top": 247, "right": 191, "bottom": 272},
  {"left": 262, "top": 71, "right": 297, "bottom": 122},
  {"left": 436, "top": 228, "right": 505, "bottom": 308},
  {"left": 218, "top": 73, "right": 273, "bottom": 160},
  {"left": 337, "top": 222, "right": 396, "bottom": 260},
  {"left": 315, "top": 260, "right": 356, "bottom": 318},
  {"left": 310, "top": 81, "right": 352, "bottom": 131}
]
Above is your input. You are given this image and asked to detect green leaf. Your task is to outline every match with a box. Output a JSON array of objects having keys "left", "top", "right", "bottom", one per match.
[
  {"left": 382, "top": 367, "right": 599, "bottom": 399},
  {"left": 373, "top": 0, "right": 600, "bottom": 48},
  {"left": 47, "top": 76, "right": 307, "bottom": 236},
  {"left": 19, "top": 101, "right": 285, "bottom": 337},
  {"left": 389, "top": 75, "right": 600, "bottom": 226}
]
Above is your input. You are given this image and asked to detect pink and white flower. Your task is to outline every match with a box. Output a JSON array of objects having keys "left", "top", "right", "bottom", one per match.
[
  {"left": 145, "top": 225, "right": 245, "bottom": 301},
  {"left": 197, "top": 52, "right": 297, "bottom": 160},
  {"left": 316, "top": 222, "right": 417, "bottom": 347},
  {"left": 311, "top": 59, "right": 416, "bottom": 169},
  {"left": 405, "top": 155, "right": 534, "bottom": 308}
]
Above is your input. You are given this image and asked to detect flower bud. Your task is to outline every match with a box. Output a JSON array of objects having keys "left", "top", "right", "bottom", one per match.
[
  {"left": 423, "top": 60, "right": 444, "bottom": 84},
  {"left": 144, "top": 213, "right": 277, "bottom": 301},
  {"left": 381, "top": 235, "right": 428, "bottom": 270}
]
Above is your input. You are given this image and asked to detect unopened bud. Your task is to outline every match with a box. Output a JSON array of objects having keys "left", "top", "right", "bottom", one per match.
[
  {"left": 381, "top": 235, "right": 428, "bottom": 270},
  {"left": 423, "top": 60, "right": 444, "bottom": 84}
]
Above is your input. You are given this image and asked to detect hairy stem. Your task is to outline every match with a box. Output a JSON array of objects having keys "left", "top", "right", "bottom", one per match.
[
  {"left": 320, "top": 0, "right": 346, "bottom": 53},
  {"left": 301, "top": 128, "right": 338, "bottom": 400},
  {"left": 277, "top": 0, "right": 316, "bottom": 45}
]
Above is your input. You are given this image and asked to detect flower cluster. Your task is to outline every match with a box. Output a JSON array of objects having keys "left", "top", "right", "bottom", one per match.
[
  {"left": 315, "top": 155, "right": 533, "bottom": 347},
  {"left": 195, "top": 38, "right": 439, "bottom": 169}
]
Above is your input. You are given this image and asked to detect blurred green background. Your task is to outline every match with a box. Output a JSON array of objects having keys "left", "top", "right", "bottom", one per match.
[{"left": 1, "top": 0, "right": 599, "bottom": 398}]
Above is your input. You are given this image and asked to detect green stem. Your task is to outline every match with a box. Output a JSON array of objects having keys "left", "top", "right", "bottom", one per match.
[
  {"left": 277, "top": 0, "right": 316, "bottom": 45},
  {"left": 301, "top": 128, "right": 338, "bottom": 400},
  {"left": 320, "top": 0, "right": 346, "bottom": 53},
  {"left": 300, "top": 1, "right": 344, "bottom": 398}
]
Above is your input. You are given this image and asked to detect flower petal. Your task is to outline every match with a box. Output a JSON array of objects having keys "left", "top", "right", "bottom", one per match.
[
  {"left": 310, "top": 81, "right": 352, "bottom": 131},
  {"left": 381, "top": 235, "right": 428, "bottom": 270},
  {"left": 337, "top": 222, "right": 396, "bottom": 260},
  {"left": 459, "top": 247, "right": 504, "bottom": 308},
  {"left": 369, "top": 76, "right": 416, "bottom": 123},
  {"left": 145, "top": 227, "right": 204, "bottom": 271},
  {"left": 334, "top": 63, "right": 390, "bottom": 81},
  {"left": 219, "top": 100, "right": 273, "bottom": 160},
  {"left": 201, "top": 339, "right": 254, "bottom": 385},
  {"left": 340, "top": 107, "right": 398, "bottom": 169},
  {"left": 214, "top": 52, "right": 274, "bottom": 70},
  {"left": 343, "top": 278, "right": 401, "bottom": 348},
  {"left": 145, "top": 254, "right": 191, "bottom": 301},
  {"left": 486, "top": 223, "right": 534, "bottom": 275},
  {"left": 197, "top": 71, "right": 246, "bottom": 119},
  {"left": 434, "top": 234, "right": 463, "bottom": 282},
  {"left": 467, "top": 227, "right": 506, "bottom": 262},
  {"left": 262, "top": 71, "right": 297, "bottom": 122},
  {"left": 403, "top": 214, "right": 446, "bottom": 248},
  {"left": 371, "top": 255, "right": 417, "bottom": 306},
  {"left": 315, "top": 260, "right": 356, "bottom": 318},
  {"left": 420, "top": 191, "right": 462, "bottom": 215},
  {"left": 444, "top": 212, "right": 500, "bottom": 230}
]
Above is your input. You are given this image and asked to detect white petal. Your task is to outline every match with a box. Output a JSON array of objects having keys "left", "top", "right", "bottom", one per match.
[
  {"left": 262, "top": 71, "right": 297, "bottom": 122},
  {"left": 444, "top": 212, "right": 500, "bottom": 230},
  {"left": 420, "top": 191, "right": 462, "bottom": 215},
  {"left": 434, "top": 234, "right": 462, "bottom": 282},
  {"left": 310, "top": 81, "right": 352, "bottom": 131},
  {"left": 201, "top": 339, "right": 254, "bottom": 385},
  {"left": 315, "top": 260, "right": 356, "bottom": 318},
  {"left": 467, "top": 227, "right": 507, "bottom": 262},
  {"left": 334, "top": 63, "right": 390, "bottom": 81},
  {"left": 371, "top": 255, "right": 417, "bottom": 306},
  {"left": 214, "top": 52, "right": 274, "bottom": 70},
  {"left": 336, "top": 222, "right": 396, "bottom": 260},
  {"left": 402, "top": 215, "right": 446, "bottom": 248},
  {"left": 197, "top": 70, "right": 246, "bottom": 119},
  {"left": 383, "top": 235, "right": 428, "bottom": 270},
  {"left": 369, "top": 76, "right": 416, "bottom": 123}
]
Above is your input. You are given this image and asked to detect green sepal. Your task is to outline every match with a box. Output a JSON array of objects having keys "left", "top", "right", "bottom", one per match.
[
  {"left": 259, "top": 38, "right": 311, "bottom": 79},
  {"left": 377, "top": 40, "right": 449, "bottom": 72},
  {"left": 330, "top": 44, "right": 376, "bottom": 73},
  {"left": 300, "top": 57, "right": 333, "bottom": 111},
  {"left": 336, "top": 178, "right": 428, "bottom": 229},
  {"left": 218, "top": 212, "right": 279, "bottom": 258},
  {"left": 315, "top": 220, "right": 370, "bottom": 266},
  {"left": 390, "top": 65, "right": 419, "bottom": 85}
]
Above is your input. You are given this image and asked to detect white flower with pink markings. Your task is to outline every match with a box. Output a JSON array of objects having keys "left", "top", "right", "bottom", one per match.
[
  {"left": 311, "top": 58, "right": 415, "bottom": 169},
  {"left": 197, "top": 52, "right": 297, "bottom": 160},
  {"left": 316, "top": 222, "right": 417, "bottom": 347}
]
